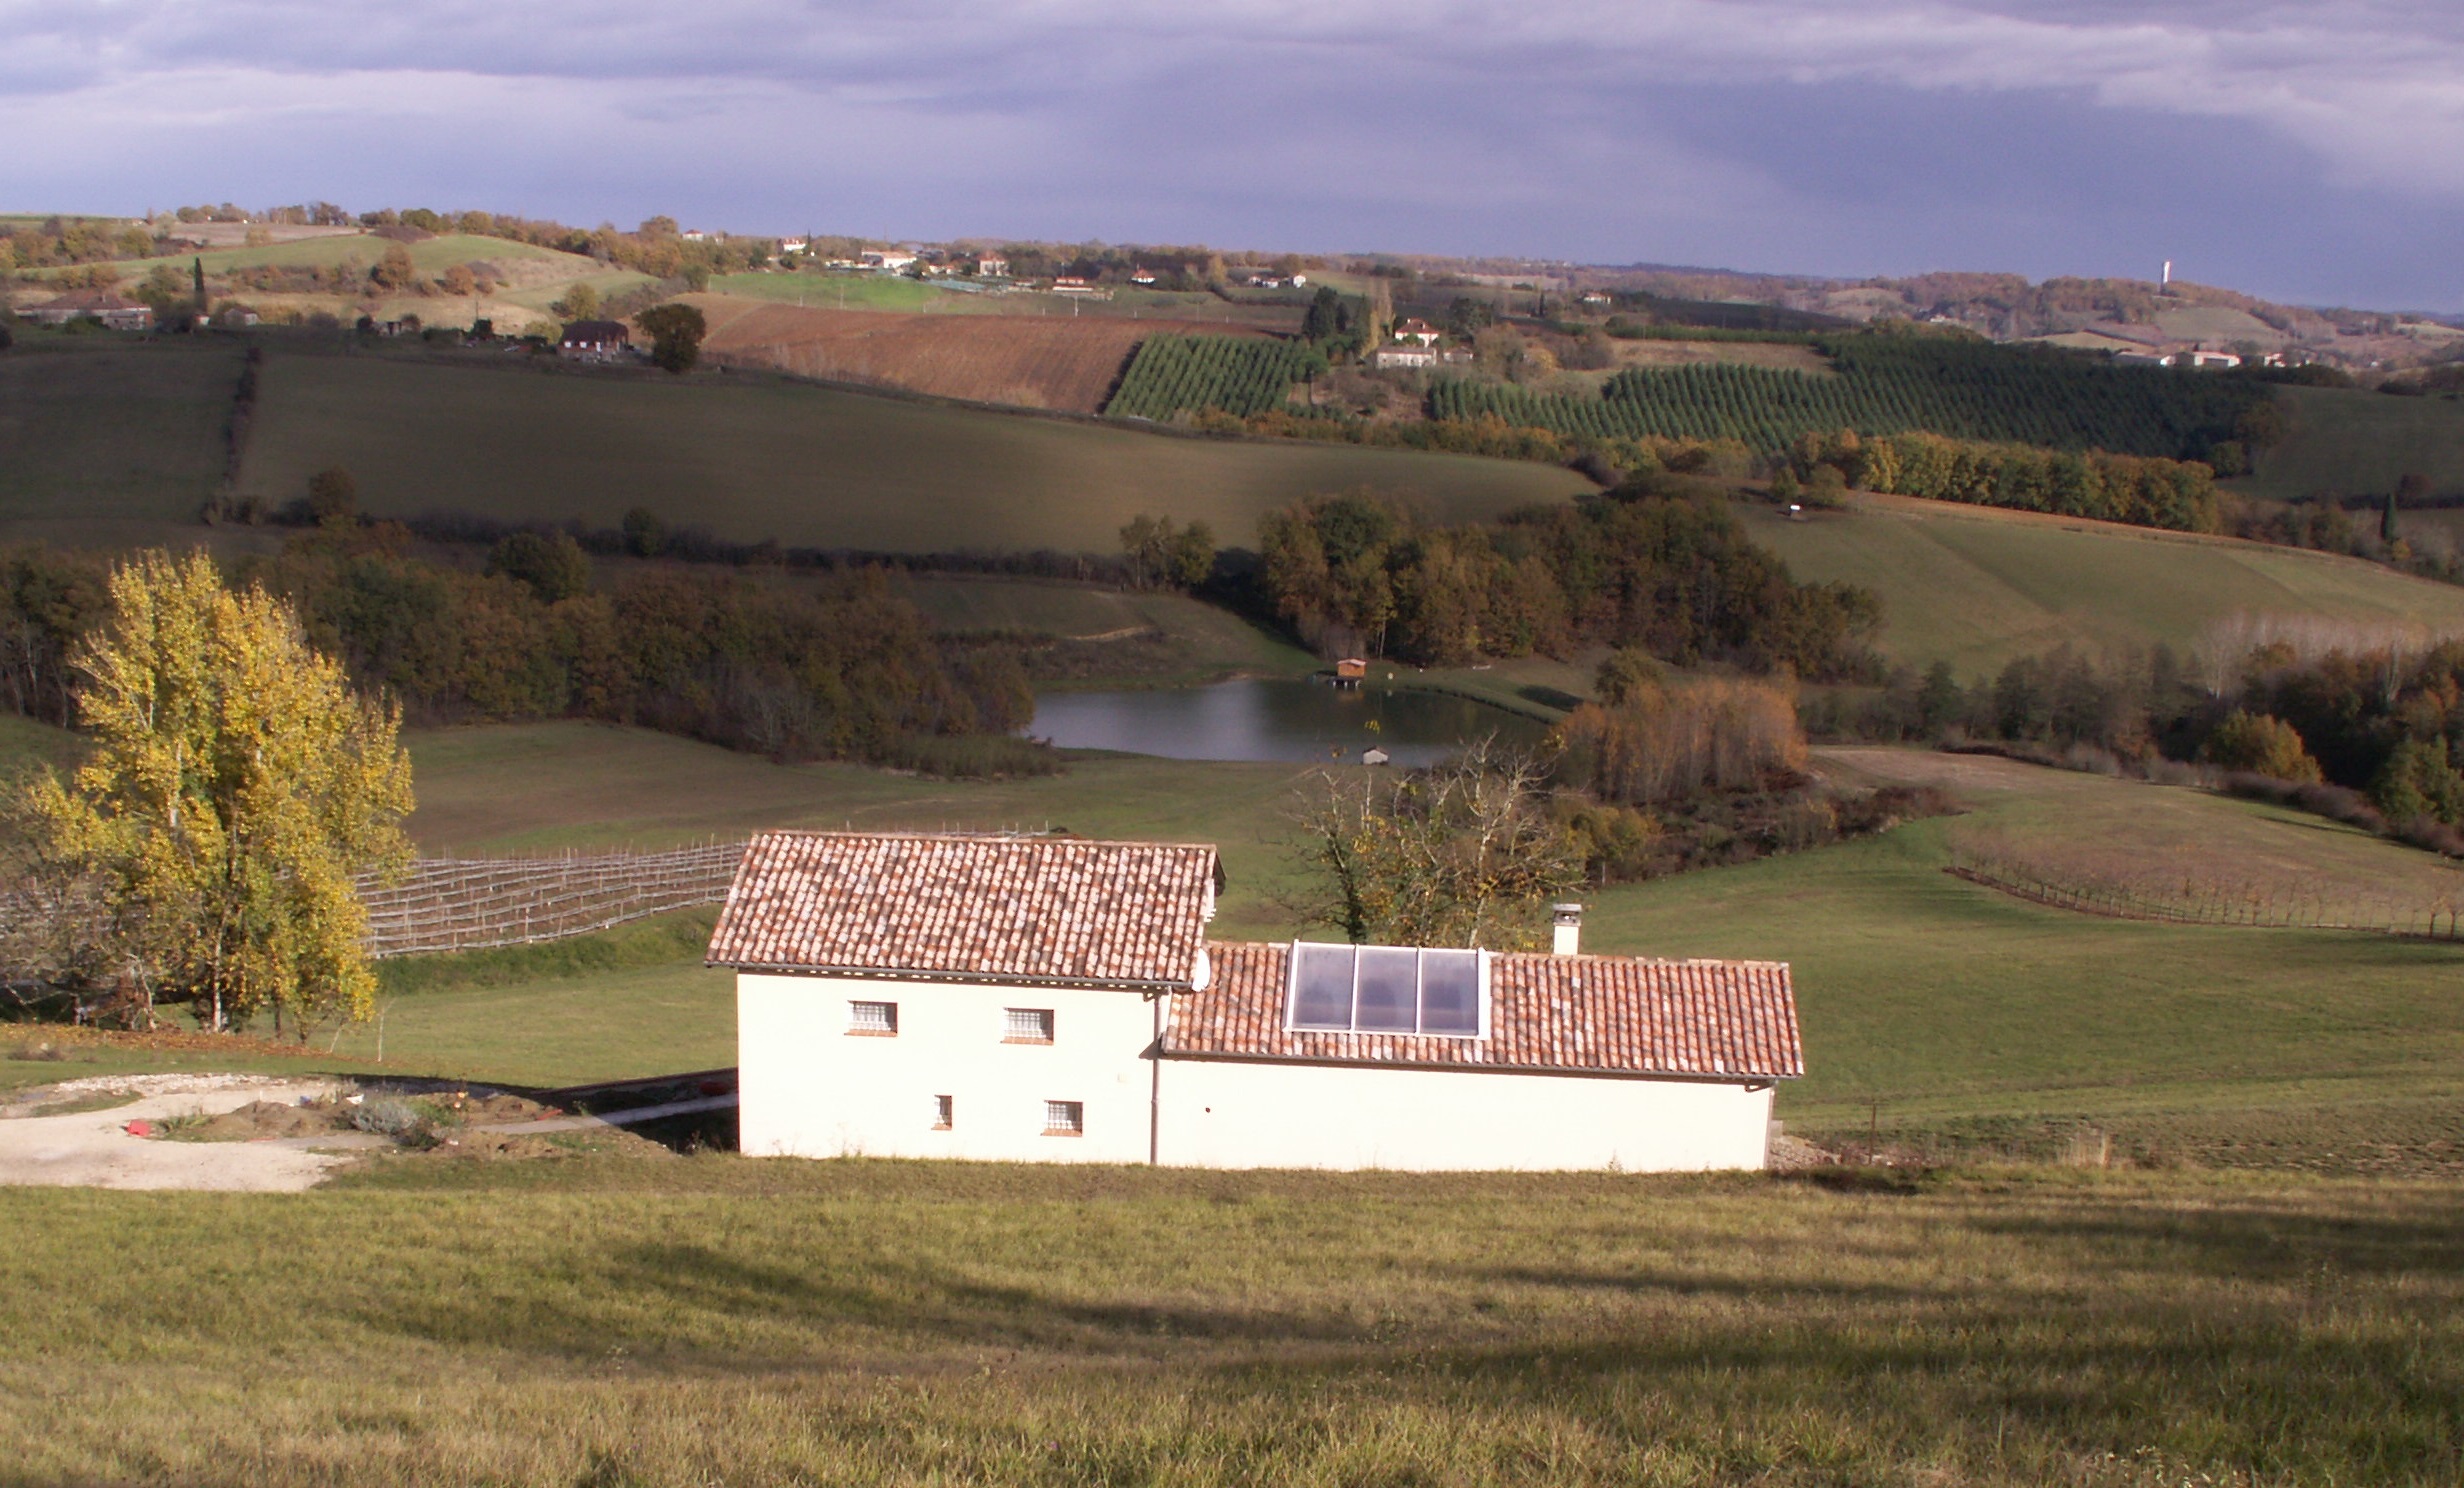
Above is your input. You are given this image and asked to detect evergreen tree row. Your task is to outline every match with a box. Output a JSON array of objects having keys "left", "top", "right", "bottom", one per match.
[
  {"left": 1105, "top": 335, "right": 1319, "bottom": 419},
  {"left": 1431, "top": 337, "right": 2273, "bottom": 463}
]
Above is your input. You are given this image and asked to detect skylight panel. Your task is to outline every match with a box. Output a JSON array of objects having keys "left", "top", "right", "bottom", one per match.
[{"left": 1284, "top": 942, "right": 1488, "bottom": 1038}]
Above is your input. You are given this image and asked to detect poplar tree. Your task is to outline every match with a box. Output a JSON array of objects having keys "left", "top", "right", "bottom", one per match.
[{"left": 24, "top": 552, "right": 413, "bottom": 1033}]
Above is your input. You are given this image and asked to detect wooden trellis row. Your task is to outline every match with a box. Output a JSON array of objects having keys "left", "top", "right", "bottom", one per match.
[{"left": 357, "top": 841, "right": 747, "bottom": 958}]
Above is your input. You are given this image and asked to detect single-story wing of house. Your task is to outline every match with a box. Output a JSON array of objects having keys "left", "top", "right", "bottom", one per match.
[
  {"left": 708, "top": 831, "right": 1801, "bottom": 1171},
  {"left": 25, "top": 289, "right": 154, "bottom": 330}
]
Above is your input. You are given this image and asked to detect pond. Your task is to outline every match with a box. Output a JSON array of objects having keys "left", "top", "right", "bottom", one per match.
[{"left": 1027, "top": 678, "right": 1551, "bottom": 766}]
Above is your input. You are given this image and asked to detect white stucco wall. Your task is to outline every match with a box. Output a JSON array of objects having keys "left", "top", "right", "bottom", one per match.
[
  {"left": 738, "top": 973, "right": 1777, "bottom": 1172},
  {"left": 737, "top": 972, "right": 1159, "bottom": 1163},
  {"left": 1155, "top": 1057, "right": 1775, "bottom": 1172}
]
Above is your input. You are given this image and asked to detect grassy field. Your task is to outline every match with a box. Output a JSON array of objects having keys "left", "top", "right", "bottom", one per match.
[
  {"left": 64, "top": 231, "right": 606, "bottom": 287},
  {"left": 0, "top": 333, "right": 243, "bottom": 540},
  {"left": 1741, "top": 491, "right": 2464, "bottom": 675},
  {"left": 0, "top": 1160, "right": 2457, "bottom": 1485},
  {"left": 356, "top": 723, "right": 2464, "bottom": 1164},
  {"left": 704, "top": 273, "right": 1003, "bottom": 313},
  {"left": 234, "top": 344, "right": 1581, "bottom": 551},
  {"left": 898, "top": 576, "right": 1316, "bottom": 687},
  {"left": 2232, "top": 385, "right": 2464, "bottom": 503}
]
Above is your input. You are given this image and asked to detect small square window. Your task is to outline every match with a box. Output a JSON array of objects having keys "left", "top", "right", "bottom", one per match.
[
  {"left": 1004, "top": 1007, "right": 1055, "bottom": 1043},
  {"left": 1043, "top": 1100, "right": 1083, "bottom": 1135},
  {"left": 932, "top": 1094, "right": 953, "bottom": 1130},
  {"left": 847, "top": 1000, "right": 897, "bottom": 1035}
]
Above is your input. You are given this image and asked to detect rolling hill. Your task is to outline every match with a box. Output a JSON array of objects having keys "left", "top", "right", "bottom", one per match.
[
  {"left": 232, "top": 341, "right": 1581, "bottom": 550},
  {"left": 1740, "top": 491, "right": 2464, "bottom": 675}
]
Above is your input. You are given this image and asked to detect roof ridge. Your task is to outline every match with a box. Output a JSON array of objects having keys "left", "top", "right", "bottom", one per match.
[
  {"left": 748, "top": 827, "right": 1220, "bottom": 852},
  {"left": 1206, "top": 939, "right": 1790, "bottom": 971}
]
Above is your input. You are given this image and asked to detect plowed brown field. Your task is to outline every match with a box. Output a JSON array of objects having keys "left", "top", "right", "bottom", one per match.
[{"left": 690, "top": 297, "right": 1277, "bottom": 413}]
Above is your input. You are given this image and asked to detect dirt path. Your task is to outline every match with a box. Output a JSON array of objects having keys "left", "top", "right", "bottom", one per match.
[{"left": 0, "top": 1076, "right": 358, "bottom": 1192}]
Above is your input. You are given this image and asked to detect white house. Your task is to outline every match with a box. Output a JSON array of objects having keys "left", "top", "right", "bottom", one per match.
[
  {"left": 1372, "top": 341, "right": 1439, "bottom": 369},
  {"left": 861, "top": 249, "right": 919, "bottom": 271},
  {"left": 709, "top": 831, "right": 1802, "bottom": 1172}
]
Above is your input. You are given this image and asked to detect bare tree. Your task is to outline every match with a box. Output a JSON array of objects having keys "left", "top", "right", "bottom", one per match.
[{"left": 1292, "top": 738, "right": 1581, "bottom": 951}]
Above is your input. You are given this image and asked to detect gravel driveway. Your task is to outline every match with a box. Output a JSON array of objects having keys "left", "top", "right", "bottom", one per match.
[{"left": 0, "top": 1076, "right": 366, "bottom": 1192}]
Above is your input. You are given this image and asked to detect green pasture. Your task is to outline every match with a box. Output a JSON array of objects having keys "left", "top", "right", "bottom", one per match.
[
  {"left": 234, "top": 346, "right": 1580, "bottom": 550},
  {"left": 0, "top": 334, "right": 242, "bottom": 538},
  {"left": 20, "top": 712, "right": 2463, "bottom": 1157},
  {"left": 704, "top": 273, "right": 1002, "bottom": 313},
  {"left": 1741, "top": 493, "right": 2464, "bottom": 675},
  {"left": 897, "top": 576, "right": 1315, "bottom": 686},
  {"left": 2232, "top": 386, "right": 2464, "bottom": 503},
  {"left": 363, "top": 724, "right": 2464, "bottom": 1160},
  {"left": 1, "top": 1161, "right": 2457, "bottom": 1486}
]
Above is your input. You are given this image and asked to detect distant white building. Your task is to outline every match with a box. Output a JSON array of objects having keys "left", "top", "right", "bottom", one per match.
[
  {"left": 710, "top": 832, "right": 1801, "bottom": 1172},
  {"left": 974, "top": 254, "right": 1010, "bottom": 277},
  {"left": 25, "top": 290, "right": 154, "bottom": 330},
  {"left": 779, "top": 238, "right": 809, "bottom": 256},
  {"left": 1372, "top": 341, "right": 1439, "bottom": 369},
  {"left": 1051, "top": 276, "right": 1102, "bottom": 296},
  {"left": 861, "top": 249, "right": 919, "bottom": 271}
]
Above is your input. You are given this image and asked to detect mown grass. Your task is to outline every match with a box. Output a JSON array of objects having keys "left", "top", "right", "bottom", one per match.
[
  {"left": 0, "top": 1161, "right": 2456, "bottom": 1485},
  {"left": 232, "top": 342, "right": 1582, "bottom": 552},
  {"left": 1740, "top": 492, "right": 2464, "bottom": 674}
]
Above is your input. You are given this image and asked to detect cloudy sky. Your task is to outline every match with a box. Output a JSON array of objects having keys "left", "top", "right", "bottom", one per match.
[{"left": 6, "top": 1, "right": 2459, "bottom": 308}]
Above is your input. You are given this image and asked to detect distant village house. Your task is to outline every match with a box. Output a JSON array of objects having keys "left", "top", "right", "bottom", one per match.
[
  {"left": 1372, "top": 341, "right": 1439, "bottom": 369},
  {"left": 559, "top": 319, "right": 633, "bottom": 360},
  {"left": 25, "top": 290, "right": 154, "bottom": 331}
]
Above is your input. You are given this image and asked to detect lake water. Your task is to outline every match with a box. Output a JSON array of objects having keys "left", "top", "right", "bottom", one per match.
[{"left": 1028, "top": 678, "right": 1549, "bottom": 766}]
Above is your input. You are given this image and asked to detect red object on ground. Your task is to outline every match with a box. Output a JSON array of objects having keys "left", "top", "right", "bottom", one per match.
[
  {"left": 698, "top": 1079, "right": 733, "bottom": 1097},
  {"left": 123, "top": 1120, "right": 152, "bottom": 1138}
]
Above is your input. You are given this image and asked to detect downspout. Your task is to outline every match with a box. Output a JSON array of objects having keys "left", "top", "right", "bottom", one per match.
[{"left": 1148, "top": 993, "right": 1162, "bottom": 1166}]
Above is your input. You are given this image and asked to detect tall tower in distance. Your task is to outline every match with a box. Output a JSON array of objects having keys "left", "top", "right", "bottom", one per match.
[{"left": 2162, "top": 260, "right": 2173, "bottom": 288}]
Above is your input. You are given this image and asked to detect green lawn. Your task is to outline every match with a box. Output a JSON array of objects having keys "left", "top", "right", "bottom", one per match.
[
  {"left": 1742, "top": 492, "right": 2464, "bottom": 675},
  {"left": 0, "top": 1161, "right": 2456, "bottom": 1485},
  {"left": 234, "top": 345, "right": 1582, "bottom": 552}
]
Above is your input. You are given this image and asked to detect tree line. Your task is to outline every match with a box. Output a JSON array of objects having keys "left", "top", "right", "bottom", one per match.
[
  {"left": 0, "top": 532, "right": 1048, "bottom": 776},
  {"left": 1808, "top": 630, "right": 2464, "bottom": 853},
  {"left": 1254, "top": 476, "right": 1879, "bottom": 677}
]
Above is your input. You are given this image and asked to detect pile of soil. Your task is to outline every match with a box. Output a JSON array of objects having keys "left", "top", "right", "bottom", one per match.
[
  {"left": 173, "top": 1088, "right": 556, "bottom": 1143},
  {"left": 182, "top": 1100, "right": 351, "bottom": 1141}
]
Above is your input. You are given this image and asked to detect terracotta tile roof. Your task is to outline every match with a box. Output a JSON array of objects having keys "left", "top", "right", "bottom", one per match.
[
  {"left": 1169, "top": 942, "right": 1802, "bottom": 1080},
  {"left": 706, "top": 831, "right": 1218, "bottom": 989}
]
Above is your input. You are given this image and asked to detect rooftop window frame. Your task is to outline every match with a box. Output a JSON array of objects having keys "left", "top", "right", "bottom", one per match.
[{"left": 1282, "top": 941, "right": 1490, "bottom": 1039}]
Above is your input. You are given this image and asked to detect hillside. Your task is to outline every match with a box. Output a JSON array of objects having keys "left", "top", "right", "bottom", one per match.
[
  {"left": 0, "top": 336, "right": 246, "bottom": 538},
  {"left": 357, "top": 720, "right": 2464, "bottom": 1167},
  {"left": 232, "top": 341, "right": 1580, "bottom": 550},
  {"left": 2231, "top": 385, "right": 2464, "bottom": 503},
  {"left": 1740, "top": 491, "right": 2464, "bottom": 675},
  {"left": 689, "top": 297, "right": 1279, "bottom": 413}
]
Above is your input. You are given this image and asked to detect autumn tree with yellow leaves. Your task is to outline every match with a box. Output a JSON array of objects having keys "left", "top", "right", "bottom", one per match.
[{"left": 21, "top": 552, "right": 413, "bottom": 1034}]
